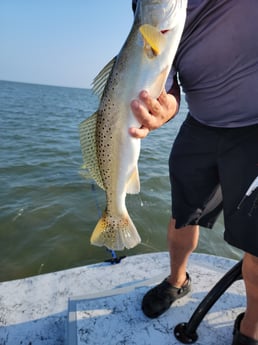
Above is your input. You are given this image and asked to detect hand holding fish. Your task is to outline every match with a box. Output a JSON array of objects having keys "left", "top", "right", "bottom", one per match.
[{"left": 130, "top": 89, "right": 179, "bottom": 139}]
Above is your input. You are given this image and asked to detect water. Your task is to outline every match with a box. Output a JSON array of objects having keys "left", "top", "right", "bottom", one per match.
[{"left": 0, "top": 80, "right": 242, "bottom": 282}]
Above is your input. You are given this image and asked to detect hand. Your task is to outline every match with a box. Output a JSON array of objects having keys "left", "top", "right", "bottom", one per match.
[{"left": 129, "top": 89, "right": 178, "bottom": 139}]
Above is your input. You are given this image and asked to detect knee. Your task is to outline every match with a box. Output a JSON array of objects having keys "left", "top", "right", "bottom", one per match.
[
  {"left": 242, "top": 252, "right": 258, "bottom": 282},
  {"left": 244, "top": 252, "right": 258, "bottom": 266}
]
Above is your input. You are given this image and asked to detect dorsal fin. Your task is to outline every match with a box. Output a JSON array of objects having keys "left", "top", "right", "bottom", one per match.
[
  {"left": 139, "top": 24, "right": 166, "bottom": 55},
  {"left": 92, "top": 57, "right": 117, "bottom": 99}
]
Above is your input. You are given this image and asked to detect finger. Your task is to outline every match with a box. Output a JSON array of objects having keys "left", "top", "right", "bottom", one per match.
[
  {"left": 128, "top": 126, "right": 150, "bottom": 139},
  {"left": 130, "top": 99, "right": 141, "bottom": 114},
  {"left": 131, "top": 99, "right": 152, "bottom": 125},
  {"left": 139, "top": 90, "right": 161, "bottom": 115},
  {"left": 157, "top": 89, "right": 167, "bottom": 105},
  {"left": 138, "top": 90, "right": 149, "bottom": 102}
]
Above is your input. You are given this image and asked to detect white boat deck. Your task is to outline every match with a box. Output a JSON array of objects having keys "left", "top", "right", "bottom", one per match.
[{"left": 0, "top": 252, "right": 245, "bottom": 344}]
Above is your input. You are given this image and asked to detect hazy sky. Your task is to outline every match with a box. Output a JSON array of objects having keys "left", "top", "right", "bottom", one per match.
[{"left": 0, "top": 1, "right": 134, "bottom": 89}]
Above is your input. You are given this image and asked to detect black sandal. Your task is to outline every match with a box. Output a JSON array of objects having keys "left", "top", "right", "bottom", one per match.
[
  {"left": 232, "top": 313, "right": 258, "bottom": 345},
  {"left": 141, "top": 273, "right": 191, "bottom": 318}
]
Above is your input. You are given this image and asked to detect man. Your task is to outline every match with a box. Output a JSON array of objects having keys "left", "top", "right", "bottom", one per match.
[{"left": 130, "top": 1, "right": 258, "bottom": 344}]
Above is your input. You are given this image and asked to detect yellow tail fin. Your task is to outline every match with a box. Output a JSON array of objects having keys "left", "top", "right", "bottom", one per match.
[{"left": 90, "top": 211, "right": 141, "bottom": 250}]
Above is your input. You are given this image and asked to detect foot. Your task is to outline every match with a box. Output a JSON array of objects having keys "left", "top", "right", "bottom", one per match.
[
  {"left": 142, "top": 273, "right": 191, "bottom": 318},
  {"left": 232, "top": 313, "right": 258, "bottom": 345}
]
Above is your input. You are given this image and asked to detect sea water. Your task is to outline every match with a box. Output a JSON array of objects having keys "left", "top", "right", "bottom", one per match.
[{"left": 0, "top": 80, "right": 242, "bottom": 282}]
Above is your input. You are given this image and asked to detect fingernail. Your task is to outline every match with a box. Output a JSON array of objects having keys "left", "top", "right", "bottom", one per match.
[
  {"left": 141, "top": 90, "right": 148, "bottom": 99},
  {"left": 131, "top": 99, "right": 139, "bottom": 109}
]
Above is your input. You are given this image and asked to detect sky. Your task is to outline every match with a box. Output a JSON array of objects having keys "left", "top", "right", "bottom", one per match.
[{"left": 0, "top": 1, "right": 134, "bottom": 89}]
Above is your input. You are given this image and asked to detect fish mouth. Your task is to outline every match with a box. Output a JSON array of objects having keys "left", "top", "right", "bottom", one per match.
[{"left": 161, "top": 29, "right": 169, "bottom": 34}]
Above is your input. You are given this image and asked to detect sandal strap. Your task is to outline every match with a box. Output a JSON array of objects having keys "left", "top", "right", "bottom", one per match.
[{"left": 232, "top": 313, "right": 258, "bottom": 345}]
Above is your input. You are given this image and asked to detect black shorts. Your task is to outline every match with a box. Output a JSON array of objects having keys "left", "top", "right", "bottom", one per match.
[{"left": 169, "top": 114, "right": 258, "bottom": 256}]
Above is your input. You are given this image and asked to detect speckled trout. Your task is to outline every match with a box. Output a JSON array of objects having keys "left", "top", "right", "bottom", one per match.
[{"left": 79, "top": 0, "right": 188, "bottom": 250}]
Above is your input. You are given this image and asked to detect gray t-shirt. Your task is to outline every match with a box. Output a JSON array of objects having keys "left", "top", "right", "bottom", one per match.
[{"left": 174, "top": 0, "right": 258, "bottom": 127}]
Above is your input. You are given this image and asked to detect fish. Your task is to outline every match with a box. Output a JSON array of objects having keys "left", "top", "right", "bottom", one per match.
[{"left": 79, "top": 0, "right": 188, "bottom": 251}]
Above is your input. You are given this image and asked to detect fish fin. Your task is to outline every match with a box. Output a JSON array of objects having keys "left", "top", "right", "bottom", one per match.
[
  {"left": 79, "top": 112, "right": 105, "bottom": 190},
  {"left": 90, "top": 211, "right": 141, "bottom": 250},
  {"left": 148, "top": 65, "right": 169, "bottom": 98},
  {"left": 139, "top": 24, "right": 166, "bottom": 55},
  {"left": 79, "top": 167, "right": 92, "bottom": 179},
  {"left": 126, "top": 166, "right": 140, "bottom": 194},
  {"left": 92, "top": 57, "right": 117, "bottom": 99}
]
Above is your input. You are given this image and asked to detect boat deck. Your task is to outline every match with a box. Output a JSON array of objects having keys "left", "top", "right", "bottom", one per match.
[{"left": 0, "top": 252, "right": 245, "bottom": 344}]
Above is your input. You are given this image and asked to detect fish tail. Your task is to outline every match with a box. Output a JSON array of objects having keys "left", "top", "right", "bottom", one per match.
[{"left": 90, "top": 211, "right": 141, "bottom": 251}]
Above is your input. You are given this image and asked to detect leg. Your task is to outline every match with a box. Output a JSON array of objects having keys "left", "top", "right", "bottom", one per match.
[
  {"left": 141, "top": 117, "right": 222, "bottom": 318},
  {"left": 167, "top": 218, "right": 199, "bottom": 287},
  {"left": 141, "top": 218, "right": 198, "bottom": 318},
  {"left": 216, "top": 124, "right": 258, "bottom": 343},
  {"left": 240, "top": 252, "right": 258, "bottom": 340}
]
